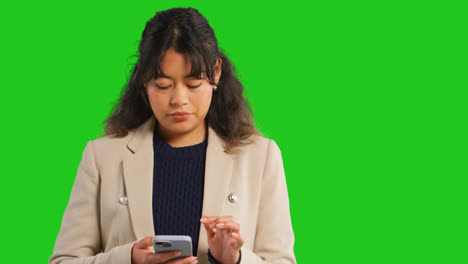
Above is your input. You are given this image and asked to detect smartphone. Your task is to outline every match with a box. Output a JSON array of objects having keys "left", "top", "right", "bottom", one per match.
[{"left": 153, "top": 235, "right": 193, "bottom": 261}]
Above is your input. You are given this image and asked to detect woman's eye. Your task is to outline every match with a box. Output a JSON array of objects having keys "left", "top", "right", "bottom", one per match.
[
  {"left": 155, "top": 84, "right": 170, "bottom": 89},
  {"left": 154, "top": 82, "right": 201, "bottom": 89},
  {"left": 188, "top": 83, "right": 202, "bottom": 89}
]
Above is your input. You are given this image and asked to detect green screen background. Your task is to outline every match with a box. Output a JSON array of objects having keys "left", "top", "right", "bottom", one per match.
[{"left": 1, "top": 0, "right": 466, "bottom": 263}]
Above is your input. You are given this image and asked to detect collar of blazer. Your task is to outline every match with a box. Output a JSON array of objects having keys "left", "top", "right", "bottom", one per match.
[{"left": 122, "top": 115, "right": 233, "bottom": 254}]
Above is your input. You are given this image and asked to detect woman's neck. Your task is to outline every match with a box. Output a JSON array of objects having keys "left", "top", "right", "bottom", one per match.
[{"left": 155, "top": 121, "right": 207, "bottom": 148}]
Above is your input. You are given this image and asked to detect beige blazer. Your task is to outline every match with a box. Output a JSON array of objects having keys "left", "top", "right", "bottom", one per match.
[{"left": 50, "top": 116, "right": 296, "bottom": 264}]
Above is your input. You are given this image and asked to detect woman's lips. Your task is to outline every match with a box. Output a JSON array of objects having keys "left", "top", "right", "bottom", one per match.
[{"left": 170, "top": 112, "right": 191, "bottom": 121}]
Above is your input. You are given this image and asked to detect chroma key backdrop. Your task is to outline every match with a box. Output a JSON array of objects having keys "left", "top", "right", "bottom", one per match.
[{"left": 0, "top": 0, "right": 466, "bottom": 263}]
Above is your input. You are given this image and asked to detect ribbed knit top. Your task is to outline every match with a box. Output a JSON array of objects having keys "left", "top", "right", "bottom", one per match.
[{"left": 152, "top": 127, "right": 207, "bottom": 257}]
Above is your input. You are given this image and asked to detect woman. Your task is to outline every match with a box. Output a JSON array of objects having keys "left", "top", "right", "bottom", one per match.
[{"left": 49, "top": 7, "right": 296, "bottom": 264}]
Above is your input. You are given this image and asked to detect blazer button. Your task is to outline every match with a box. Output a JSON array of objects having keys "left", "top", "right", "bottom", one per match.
[
  {"left": 228, "top": 193, "right": 238, "bottom": 203},
  {"left": 119, "top": 196, "right": 128, "bottom": 205}
]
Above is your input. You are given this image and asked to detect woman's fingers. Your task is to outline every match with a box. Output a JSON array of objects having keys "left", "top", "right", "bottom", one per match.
[
  {"left": 146, "top": 250, "right": 182, "bottom": 263},
  {"left": 211, "top": 227, "right": 244, "bottom": 251},
  {"left": 202, "top": 215, "right": 241, "bottom": 237},
  {"left": 214, "top": 221, "right": 240, "bottom": 233},
  {"left": 201, "top": 215, "right": 234, "bottom": 226},
  {"left": 231, "top": 231, "right": 245, "bottom": 248},
  {"left": 201, "top": 219, "right": 217, "bottom": 238},
  {"left": 200, "top": 215, "right": 218, "bottom": 224},
  {"left": 202, "top": 223, "right": 216, "bottom": 238},
  {"left": 208, "top": 216, "right": 234, "bottom": 228},
  {"left": 201, "top": 215, "right": 222, "bottom": 238},
  {"left": 170, "top": 255, "right": 198, "bottom": 264},
  {"left": 216, "top": 215, "right": 234, "bottom": 221},
  {"left": 211, "top": 215, "right": 233, "bottom": 225}
]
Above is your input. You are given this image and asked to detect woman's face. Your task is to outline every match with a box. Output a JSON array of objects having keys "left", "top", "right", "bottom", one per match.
[{"left": 144, "top": 47, "right": 221, "bottom": 139}]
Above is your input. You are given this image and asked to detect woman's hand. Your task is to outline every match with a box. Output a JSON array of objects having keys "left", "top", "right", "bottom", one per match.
[
  {"left": 200, "top": 215, "right": 245, "bottom": 264},
  {"left": 131, "top": 236, "right": 198, "bottom": 264}
]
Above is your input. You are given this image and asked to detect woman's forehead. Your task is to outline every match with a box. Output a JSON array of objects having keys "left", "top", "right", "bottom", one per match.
[
  {"left": 147, "top": 48, "right": 211, "bottom": 80},
  {"left": 156, "top": 71, "right": 205, "bottom": 79}
]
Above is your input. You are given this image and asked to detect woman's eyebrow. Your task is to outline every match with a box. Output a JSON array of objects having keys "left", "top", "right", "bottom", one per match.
[{"left": 159, "top": 73, "right": 200, "bottom": 79}]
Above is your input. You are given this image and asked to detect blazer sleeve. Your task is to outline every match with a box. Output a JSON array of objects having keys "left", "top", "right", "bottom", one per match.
[
  {"left": 49, "top": 140, "right": 137, "bottom": 264},
  {"left": 240, "top": 139, "right": 297, "bottom": 263}
]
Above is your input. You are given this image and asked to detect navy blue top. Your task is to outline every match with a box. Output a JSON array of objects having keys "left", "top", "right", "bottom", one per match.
[{"left": 152, "top": 127, "right": 241, "bottom": 264}]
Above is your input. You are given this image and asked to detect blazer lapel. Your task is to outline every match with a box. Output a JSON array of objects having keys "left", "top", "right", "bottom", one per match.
[
  {"left": 122, "top": 116, "right": 156, "bottom": 240},
  {"left": 197, "top": 125, "right": 234, "bottom": 259}
]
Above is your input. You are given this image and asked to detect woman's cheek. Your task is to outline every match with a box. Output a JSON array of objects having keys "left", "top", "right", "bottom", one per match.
[
  {"left": 201, "top": 87, "right": 213, "bottom": 111},
  {"left": 148, "top": 92, "right": 168, "bottom": 119}
]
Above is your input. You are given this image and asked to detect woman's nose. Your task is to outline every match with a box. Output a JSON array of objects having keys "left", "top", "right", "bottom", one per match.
[{"left": 170, "top": 84, "right": 189, "bottom": 106}]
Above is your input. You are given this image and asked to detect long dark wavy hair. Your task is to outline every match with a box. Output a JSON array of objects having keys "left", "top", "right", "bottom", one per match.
[{"left": 102, "top": 7, "right": 260, "bottom": 153}]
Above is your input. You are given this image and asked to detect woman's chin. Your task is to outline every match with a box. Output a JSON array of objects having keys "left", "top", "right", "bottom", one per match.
[{"left": 162, "top": 122, "right": 196, "bottom": 135}]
